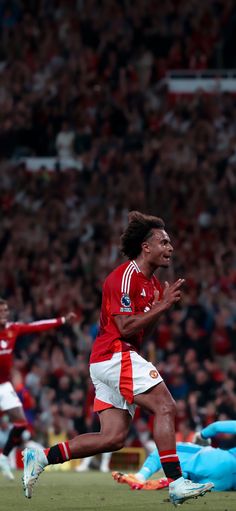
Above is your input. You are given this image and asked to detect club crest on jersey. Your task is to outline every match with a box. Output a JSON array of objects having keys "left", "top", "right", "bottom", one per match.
[
  {"left": 0, "top": 340, "right": 8, "bottom": 349},
  {"left": 149, "top": 370, "right": 159, "bottom": 379},
  {"left": 121, "top": 294, "right": 131, "bottom": 307}
]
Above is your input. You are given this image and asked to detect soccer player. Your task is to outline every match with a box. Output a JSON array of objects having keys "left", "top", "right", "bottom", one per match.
[
  {"left": 0, "top": 297, "right": 76, "bottom": 480},
  {"left": 22, "top": 211, "right": 213, "bottom": 505},
  {"left": 112, "top": 420, "right": 236, "bottom": 491}
]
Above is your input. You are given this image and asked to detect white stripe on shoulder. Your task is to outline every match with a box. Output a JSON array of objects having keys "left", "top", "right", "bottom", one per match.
[
  {"left": 121, "top": 262, "right": 133, "bottom": 293},
  {"left": 132, "top": 260, "right": 141, "bottom": 272},
  {"left": 124, "top": 266, "right": 135, "bottom": 294},
  {"left": 123, "top": 264, "right": 134, "bottom": 294},
  {"left": 126, "top": 267, "right": 136, "bottom": 294},
  {"left": 121, "top": 261, "right": 141, "bottom": 294}
]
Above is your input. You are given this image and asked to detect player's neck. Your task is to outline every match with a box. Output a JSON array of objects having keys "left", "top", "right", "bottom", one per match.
[{"left": 134, "top": 257, "right": 155, "bottom": 280}]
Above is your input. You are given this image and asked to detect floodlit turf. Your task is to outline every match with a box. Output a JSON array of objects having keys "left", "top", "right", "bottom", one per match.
[{"left": 0, "top": 471, "right": 235, "bottom": 511}]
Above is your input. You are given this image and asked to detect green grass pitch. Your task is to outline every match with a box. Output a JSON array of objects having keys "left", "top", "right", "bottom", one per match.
[{"left": 0, "top": 471, "right": 235, "bottom": 511}]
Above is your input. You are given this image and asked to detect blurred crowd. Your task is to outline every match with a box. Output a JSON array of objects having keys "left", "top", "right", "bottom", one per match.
[
  {"left": 0, "top": 0, "right": 236, "bottom": 451},
  {"left": 1, "top": 0, "right": 236, "bottom": 158}
]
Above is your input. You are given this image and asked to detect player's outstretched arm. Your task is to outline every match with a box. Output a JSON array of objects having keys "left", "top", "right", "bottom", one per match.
[
  {"left": 201, "top": 420, "right": 236, "bottom": 440},
  {"left": 15, "top": 312, "right": 77, "bottom": 335}
]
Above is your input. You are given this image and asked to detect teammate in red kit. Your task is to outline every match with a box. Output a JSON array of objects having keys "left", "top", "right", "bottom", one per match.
[
  {"left": 22, "top": 211, "right": 213, "bottom": 505},
  {"left": 0, "top": 298, "right": 76, "bottom": 480}
]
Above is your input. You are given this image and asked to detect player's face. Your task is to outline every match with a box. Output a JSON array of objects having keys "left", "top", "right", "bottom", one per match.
[
  {"left": 0, "top": 303, "right": 9, "bottom": 327},
  {"left": 144, "top": 229, "right": 173, "bottom": 268}
]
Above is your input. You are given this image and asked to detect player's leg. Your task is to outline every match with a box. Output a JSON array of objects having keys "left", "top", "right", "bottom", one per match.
[
  {"left": 22, "top": 408, "right": 132, "bottom": 498},
  {"left": 23, "top": 357, "right": 134, "bottom": 498},
  {"left": 134, "top": 383, "right": 213, "bottom": 504},
  {"left": 136, "top": 448, "right": 162, "bottom": 481},
  {"left": 67, "top": 407, "right": 131, "bottom": 457},
  {"left": 0, "top": 382, "right": 28, "bottom": 480},
  {"left": 134, "top": 382, "right": 180, "bottom": 478},
  {"left": 3, "top": 406, "right": 28, "bottom": 456}
]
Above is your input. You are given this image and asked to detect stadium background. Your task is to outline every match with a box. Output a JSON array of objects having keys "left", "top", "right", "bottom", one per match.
[{"left": 0, "top": 0, "right": 236, "bottom": 470}]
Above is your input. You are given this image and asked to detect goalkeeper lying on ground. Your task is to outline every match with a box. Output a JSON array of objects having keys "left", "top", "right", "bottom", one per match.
[{"left": 112, "top": 421, "right": 236, "bottom": 492}]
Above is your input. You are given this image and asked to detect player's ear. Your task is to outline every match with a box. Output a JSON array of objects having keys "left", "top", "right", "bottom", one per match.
[{"left": 141, "top": 241, "right": 151, "bottom": 254}]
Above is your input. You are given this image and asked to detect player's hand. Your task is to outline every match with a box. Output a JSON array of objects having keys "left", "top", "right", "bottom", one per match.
[
  {"left": 151, "top": 289, "right": 160, "bottom": 307},
  {"left": 161, "top": 279, "right": 185, "bottom": 309},
  {"left": 65, "top": 312, "right": 77, "bottom": 324}
]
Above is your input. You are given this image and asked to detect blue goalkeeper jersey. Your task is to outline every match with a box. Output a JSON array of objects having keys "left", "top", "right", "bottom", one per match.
[
  {"left": 178, "top": 442, "right": 236, "bottom": 491},
  {"left": 139, "top": 421, "right": 236, "bottom": 491}
]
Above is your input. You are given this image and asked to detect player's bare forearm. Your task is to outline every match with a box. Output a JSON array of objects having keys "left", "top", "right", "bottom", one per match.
[
  {"left": 114, "top": 278, "right": 184, "bottom": 338},
  {"left": 114, "top": 303, "right": 168, "bottom": 338}
]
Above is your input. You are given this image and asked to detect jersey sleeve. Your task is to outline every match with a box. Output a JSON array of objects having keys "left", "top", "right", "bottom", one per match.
[
  {"left": 201, "top": 420, "right": 236, "bottom": 439},
  {"left": 14, "top": 318, "right": 64, "bottom": 336},
  {"left": 108, "top": 269, "right": 138, "bottom": 316}
]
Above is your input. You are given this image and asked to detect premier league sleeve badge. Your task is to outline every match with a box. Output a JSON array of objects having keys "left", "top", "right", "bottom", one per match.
[{"left": 120, "top": 294, "right": 132, "bottom": 312}]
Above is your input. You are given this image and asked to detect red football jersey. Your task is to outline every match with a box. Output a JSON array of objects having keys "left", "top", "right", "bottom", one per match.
[
  {"left": 90, "top": 260, "right": 163, "bottom": 363},
  {"left": 0, "top": 318, "right": 64, "bottom": 384}
]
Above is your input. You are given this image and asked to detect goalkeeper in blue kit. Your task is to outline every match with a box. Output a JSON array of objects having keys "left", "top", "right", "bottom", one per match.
[{"left": 112, "top": 421, "right": 236, "bottom": 491}]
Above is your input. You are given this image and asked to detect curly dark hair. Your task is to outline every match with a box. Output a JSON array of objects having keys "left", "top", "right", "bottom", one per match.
[{"left": 120, "top": 211, "right": 165, "bottom": 259}]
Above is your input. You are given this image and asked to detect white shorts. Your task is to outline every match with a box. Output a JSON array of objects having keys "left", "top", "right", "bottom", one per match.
[
  {"left": 0, "top": 382, "right": 23, "bottom": 411},
  {"left": 90, "top": 351, "right": 163, "bottom": 418}
]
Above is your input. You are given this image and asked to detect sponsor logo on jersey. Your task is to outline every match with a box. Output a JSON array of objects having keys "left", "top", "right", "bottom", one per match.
[
  {"left": 121, "top": 294, "right": 131, "bottom": 307},
  {"left": 140, "top": 288, "right": 146, "bottom": 297},
  {"left": 149, "top": 370, "right": 159, "bottom": 379}
]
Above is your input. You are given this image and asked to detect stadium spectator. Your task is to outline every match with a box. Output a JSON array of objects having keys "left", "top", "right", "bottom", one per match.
[{"left": 55, "top": 121, "right": 76, "bottom": 160}]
